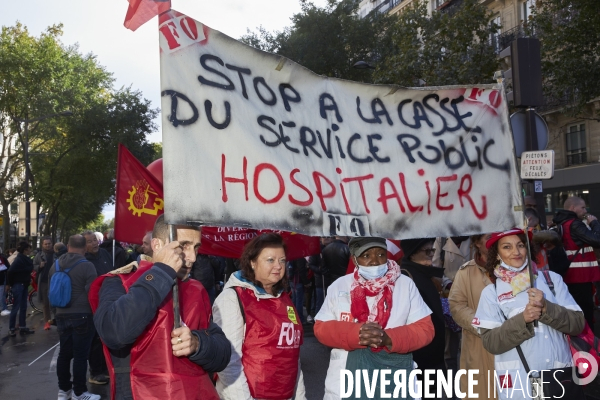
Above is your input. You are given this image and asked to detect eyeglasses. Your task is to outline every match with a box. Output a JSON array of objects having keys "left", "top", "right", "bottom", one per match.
[{"left": 419, "top": 248, "right": 435, "bottom": 256}]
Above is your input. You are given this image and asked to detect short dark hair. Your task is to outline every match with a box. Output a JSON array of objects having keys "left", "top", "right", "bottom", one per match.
[
  {"left": 41, "top": 236, "right": 52, "bottom": 244},
  {"left": 68, "top": 235, "right": 86, "bottom": 249},
  {"left": 239, "top": 233, "right": 288, "bottom": 294},
  {"left": 152, "top": 214, "right": 198, "bottom": 242},
  {"left": 524, "top": 207, "right": 539, "bottom": 220},
  {"left": 17, "top": 241, "right": 31, "bottom": 253}
]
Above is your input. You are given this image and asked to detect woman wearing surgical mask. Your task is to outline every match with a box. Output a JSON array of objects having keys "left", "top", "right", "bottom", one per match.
[
  {"left": 399, "top": 238, "right": 447, "bottom": 398},
  {"left": 314, "top": 237, "right": 434, "bottom": 400},
  {"left": 474, "top": 229, "right": 584, "bottom": 400}
]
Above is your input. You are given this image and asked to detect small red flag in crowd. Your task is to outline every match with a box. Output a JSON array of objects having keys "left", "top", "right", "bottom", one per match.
[
  {"left": 124, "top": 0, "right": 171, "bottom": 31},
  {"left": 114, "top": 144, "right": 164, "bottom": 244}
]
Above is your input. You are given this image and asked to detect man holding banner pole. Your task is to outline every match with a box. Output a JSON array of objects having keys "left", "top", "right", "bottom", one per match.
[{"left": 89, "top": 215, "right": 230, "bottom": 400}]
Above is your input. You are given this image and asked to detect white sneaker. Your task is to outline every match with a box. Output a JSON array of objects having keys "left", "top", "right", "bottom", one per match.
[
  {"left": 72, "top": 392, "right": 100, "bottom": 400},
  {"left": 58, "top": 389, "right": 72, "bottom": 400},
  {"left": 0, "top": 309, "right": 10, "bottom": 316},
  {"left": 307, "top": 315, "right": 315, "bottom": 324}
]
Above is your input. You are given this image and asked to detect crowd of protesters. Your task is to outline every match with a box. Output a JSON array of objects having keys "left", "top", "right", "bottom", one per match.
[{"left": 2, "top": 195, "right": 600, "bottom": 399}]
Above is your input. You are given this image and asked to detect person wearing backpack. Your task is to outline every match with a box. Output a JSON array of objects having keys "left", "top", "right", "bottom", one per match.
[
  {"left": 552, "top": 196, "right": 600, "bottom": 329},
  {"left": 49, "top": 235, "right": 100, "bottom": 400}
]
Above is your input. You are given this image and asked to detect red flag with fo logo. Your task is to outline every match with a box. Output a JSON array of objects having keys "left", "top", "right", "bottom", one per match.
[{"left": 124, "top": 0, "right": 171, "bottom": 31}]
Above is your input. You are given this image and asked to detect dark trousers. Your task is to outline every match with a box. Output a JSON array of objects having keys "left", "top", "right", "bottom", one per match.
[
  {"left": 9, "top": 283, "right": 28, "bottom": 330},
  {"left": 56, "top": 313, "right": 95, "bottom": 396},
  {"left": 292, "top": 282, "right": 306, "bottom": 324},
  {"left": 38, "top": 278, "right": 53, "bottom": 323},
  {"left": 567, "top": 282, "right": 595, "bottom": 329},
  {"left": 89, "top": 332, "right": 108, "bottom": 376}
]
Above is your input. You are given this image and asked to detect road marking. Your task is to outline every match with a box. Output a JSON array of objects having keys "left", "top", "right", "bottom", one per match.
[
  {"left": 49, "top": 344, "right": 60, "bottom": 373},
  {"left": 28, "top": 342, "right": 59, "bottom": 366}
]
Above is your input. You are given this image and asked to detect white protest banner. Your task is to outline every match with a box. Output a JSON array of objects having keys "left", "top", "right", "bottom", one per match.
[{"left": 159, "top": 10, "right": 523, "bottom": 238}]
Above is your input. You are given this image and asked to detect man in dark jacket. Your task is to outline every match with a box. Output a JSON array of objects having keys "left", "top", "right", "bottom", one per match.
[
  {"left": 99, "top": 229, "right": 128, "bottom": 269},
  {"left": 83, "top": 230, "right": 114, "bottom": 276},
  {"left": 7, "top": 241, "right": 35, "bottom": 336},
  {"left": 553, "top": 196, "right": 600, "bottom": 328},
  {"left": 34, "top": 236, "right": 54, "bottom": 329},
  {"left": 49, "top": 235, "right": 99, "bottom": 400},
  {"left": 321, "top": 236, "right": 350, "bottom": 286},
  {"left": 190, "top": 253, "right": 221, "bottom": 304},
  {"left": 82, "top": 230, "right": 112, "bottom": 385},
  {"left": 91, "top": 215, "right": 230, "bottom": 400},
  {"left": 400, "top": 238, "right": 445, "bottom": 399}
]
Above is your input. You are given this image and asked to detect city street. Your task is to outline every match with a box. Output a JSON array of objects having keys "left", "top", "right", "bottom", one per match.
[{"left": 0, "top": 308, "right": 331, "bottom": 400}]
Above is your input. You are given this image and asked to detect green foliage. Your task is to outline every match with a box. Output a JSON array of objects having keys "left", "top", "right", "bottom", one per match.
[
  {"left": 0, "top": 23, "right": 157, "bottom": 242},
  {"left": 241, "top": 0, "right": 395, "bottom": 83},
  {"left": 79, "top": 213, "right": 111, "bottom": 235},
  {"left": 374, "top": 0, "right": 500, "bottom": 87},
  {"left": 529, "top": 0, "right": 600, "bottom": 115},
  {"left": 151, "top": 142, "right": 162, "bottom": 161},
  {"left": 241, "top": 0, "right": 499, "bottom": 87}
]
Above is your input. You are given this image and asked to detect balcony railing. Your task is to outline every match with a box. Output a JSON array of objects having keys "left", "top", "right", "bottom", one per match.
[{"left": 371, "top": 0, "right": 403, "bottom": 14}]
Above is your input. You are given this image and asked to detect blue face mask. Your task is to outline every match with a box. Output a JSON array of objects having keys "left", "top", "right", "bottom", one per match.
[{"left": 358, "top": 263, "right": 388, "bottom": 280}]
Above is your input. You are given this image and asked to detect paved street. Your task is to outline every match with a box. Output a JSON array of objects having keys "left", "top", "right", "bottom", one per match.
[
  {"left": 0, "top": 308, "right": 330, "bottom": 400},
  {"left": 4, "top": 305, "right": 600, "bottom": 399}
]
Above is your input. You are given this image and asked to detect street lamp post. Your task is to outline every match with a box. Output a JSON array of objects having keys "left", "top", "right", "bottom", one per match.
[{"left": 16, "top": 110, "right": 73, "bottom": 243}]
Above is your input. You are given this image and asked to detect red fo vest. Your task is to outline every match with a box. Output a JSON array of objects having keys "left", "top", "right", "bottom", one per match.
[
  {"left": 88, "top": 261, "right": 219, "bottom": 400},
  {"left": 562, "top": 219, "right": 600, "bottom": 284},
  {"left": 235, "top": 286, "right": 303, "bottom": 399}
]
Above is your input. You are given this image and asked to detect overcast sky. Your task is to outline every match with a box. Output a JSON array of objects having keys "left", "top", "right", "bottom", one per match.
[{"left": 3, "top": 0, "right": 326, "bottom": 220}]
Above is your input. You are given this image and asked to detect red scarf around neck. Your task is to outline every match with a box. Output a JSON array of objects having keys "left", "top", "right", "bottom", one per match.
[{"left": 350, "top": 260, "right": 401, "bottom": 329}]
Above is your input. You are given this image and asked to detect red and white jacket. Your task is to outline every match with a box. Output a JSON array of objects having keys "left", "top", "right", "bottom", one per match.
[
  {"left": 562, "top": 219, "right": 600, "bottom": 284},
  {"left": 212, "top": 271, "right": 306, "bottom": 400}
]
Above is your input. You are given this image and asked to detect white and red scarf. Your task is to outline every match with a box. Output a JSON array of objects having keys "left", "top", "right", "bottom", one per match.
[{"left": 350, "top": 260, "right": 401, "bottom": 329}]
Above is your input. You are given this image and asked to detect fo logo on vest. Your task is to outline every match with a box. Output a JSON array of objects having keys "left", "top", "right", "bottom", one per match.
[{"left": 277, "top": 322, "right": 301, "bottom": 348}]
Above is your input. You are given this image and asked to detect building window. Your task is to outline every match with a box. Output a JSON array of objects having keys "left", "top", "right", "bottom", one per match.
[
  {"left": 521, "top": 0, "right": 535, "bottom": 23},
  {"left": 490, "top": 16, "right": 501, "bottom": 52},
  {"left": 566, "top": 123, "right": 586, "bottom": 166}
]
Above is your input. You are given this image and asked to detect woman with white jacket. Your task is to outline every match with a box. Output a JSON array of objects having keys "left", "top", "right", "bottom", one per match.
[
  {"left": 213, "top": 233, "right": 306, "bottom": 400},
  {"left": 314, "top": 236, "right": 435, "bottom": 399}
]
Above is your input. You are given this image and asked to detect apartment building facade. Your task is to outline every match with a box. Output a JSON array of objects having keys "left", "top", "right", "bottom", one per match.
[{"left": 358, "top": 0, "right": 600, "bottom": 216}]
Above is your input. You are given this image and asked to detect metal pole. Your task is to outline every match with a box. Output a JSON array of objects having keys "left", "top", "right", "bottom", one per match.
[
  {"left": 169, "top": 225, "right": 181, "bottom": 329},
  {"left": 525, "top": 108, "right": 547, "bottom": 228},
  {"left": 24, "top": 120, "right": 30, "bottom": 243}
]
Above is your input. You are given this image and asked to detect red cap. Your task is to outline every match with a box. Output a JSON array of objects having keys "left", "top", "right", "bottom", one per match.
[{"left": 485, "top": 228, "right": 526, "bottom": 249}]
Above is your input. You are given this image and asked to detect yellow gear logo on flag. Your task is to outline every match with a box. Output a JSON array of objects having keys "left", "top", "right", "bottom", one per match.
[{"left": 126, "top": 179, "right": 164, "bottom": 217}]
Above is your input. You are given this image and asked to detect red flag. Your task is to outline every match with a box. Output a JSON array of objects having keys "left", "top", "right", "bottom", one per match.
[
  {"left": 114, "top": 144, "right": 164, "bottom": 244},
  {"left": 124, "top": 0, "right": 171, "bottom": 31},
  {"left": 199, "top": 228, "right": 320, "bottom": 261}
]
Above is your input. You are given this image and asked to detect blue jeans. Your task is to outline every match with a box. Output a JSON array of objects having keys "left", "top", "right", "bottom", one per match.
[
  {"left": 315, "top": 287, "right": 324, "bottom": 315},
  {"left": 292, "top": 282, "right": 306, "bottom": 324},
  {"left": 56, "top": 313, "right": 95, "bottom": 396},
  {"left": 9, "top": 283, "right": 28, "bottom": 330},
  {"left": 0, "top": 283, "right": 6, "bottom": 311}
]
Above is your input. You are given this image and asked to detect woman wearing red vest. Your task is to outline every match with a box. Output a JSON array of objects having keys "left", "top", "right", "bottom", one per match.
[{"left": 213, "top": 233, "right": 306, "bottom": 399}]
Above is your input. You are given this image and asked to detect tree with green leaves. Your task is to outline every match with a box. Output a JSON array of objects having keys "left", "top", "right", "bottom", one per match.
[
  {"left": 0, "top": 23, "right": 157, "bottom": 245},
  {"left": 374, "top": 0, "right": 500, "bottom": 87},
  {"left": 241, "top": 0, "right": 395, "bottom": 83},
  {"left": 241, "top": 0, "right": 499, "bottom": 87},
  {"left": 529, "top": 0, "right": 600, "bottom": 116}
]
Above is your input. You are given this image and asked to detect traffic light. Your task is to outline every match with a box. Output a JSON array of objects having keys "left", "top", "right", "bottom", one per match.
[{"left": 498, "top": 38, "right": 543, "bottom": 108}]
